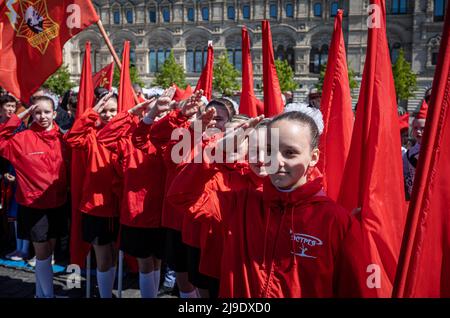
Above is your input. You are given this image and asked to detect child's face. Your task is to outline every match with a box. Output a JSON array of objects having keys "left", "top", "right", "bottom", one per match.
[
  {"left": 99, "top": 99, "right": 118, "bottom": 124},
  {"left": 412, "top": 118, "right": 426, "bottom": 144},
  {"left": 0, "top": 102, "right": 16, "bottom": 118},
  {"left": 268, "top": 120, "right": 319, "bottom": 190},
  {"left": 208, "top": 105, "right": 230, "bottom": 132},
  {"left": 33, "top": 101, "right": 55, "bottom": 130}
]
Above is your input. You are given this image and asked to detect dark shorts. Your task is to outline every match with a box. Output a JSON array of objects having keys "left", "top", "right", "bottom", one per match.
[
  {"left": 164, "top": 228, "right": 189, "bottom": 273},
  {"left": 17, "top": 205, "right": 68, "bottom": 243},
  {"left": 81, "top": 213, "right": 119, "bottom": 246},
  {"left": 187, "top": 246, "right": 210, "bottom": 289},
  {"left": 120, "top": 225, "right": 165, "bottom": 259}
]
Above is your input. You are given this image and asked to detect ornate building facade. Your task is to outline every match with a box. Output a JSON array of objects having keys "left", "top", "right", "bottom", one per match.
[{"left": 64, "top": 0, "right": 447, "bottom": 108}]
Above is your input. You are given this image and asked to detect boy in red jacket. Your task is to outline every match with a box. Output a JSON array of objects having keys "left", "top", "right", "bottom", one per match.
[{"left": 0, "top": 96, "right": 68, "bottom": 298}]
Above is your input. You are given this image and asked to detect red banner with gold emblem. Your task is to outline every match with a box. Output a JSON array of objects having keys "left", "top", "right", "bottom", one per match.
[
  {"left": 0, "top": 0, "right": 99, "bottom": 102},
  {"left": 92, "top": 61, "right": 114, "bottom": 91}
]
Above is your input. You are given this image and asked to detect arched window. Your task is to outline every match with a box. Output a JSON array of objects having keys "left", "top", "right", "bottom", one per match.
[
  {"left": 149, "top": 9, "right": 156, "bottom": 23},
  {"left": 309, "top": 45, "right": 328, "bottom": 74},
  {"left": 392, "top": 0, "right": 407, "bottom": 14},
  {"left": 126, "top": 9, "right": 133, "bottom": 23},
  {"left": 275, "top": 45, "right": 295, "bottom": 70},
  {"left": 187, "top": 8, "right": 194, "bottom": 21},
  {"left": 113, "top": 10, "right": 120, "bottom": 24},
  {"left": 243, "top": 5, "right": 250, "bottom": 19},
  {"left": 130, "top": 48, "right": 136, "bottom": 65},
  {"left": 286, "top": 3, "right": 294, "bottom": 18},
  {"left": 227, "top": 49, "right": 242, "bottom": 71},
  {"left": 313, "top": 3, "right": 322, "bottom": 17},
  {"left": 270, "top": 3, "right": 277, "bottom": 19},
  {"left": 149, "top": 48, "right": 171, "bottom": 73},
  {"left": 390, "top": 42, "right": 402, "bottom": 63},
  {"left": 434, "top": 0, "right": 445, "bottom": 21},
  {"left": 330, "top": 2, "right": 339, "bottom": 17},
  {"left": 186, "top": 47, "right": 207, "bottom": 73},
  {"left": 80, "top": 45, "right": 99, "bottom": 73},
  {"left": 228, "top": 6, "right": 235, "bottom": 20},
  {"left": 202, "top": 7, "right": 209, "bottom": 21},
  {"left": 163, "top": 7, "right": 170, "bottom": 22}
]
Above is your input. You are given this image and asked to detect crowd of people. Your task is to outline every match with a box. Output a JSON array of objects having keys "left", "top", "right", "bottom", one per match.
[{"left": 0, "top": 84, "right": 428, "bottom": 298}]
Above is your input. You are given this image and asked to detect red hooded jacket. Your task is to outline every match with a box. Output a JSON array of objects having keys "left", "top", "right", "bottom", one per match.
[
  {"left": 0, "top": 115, "right": 67, "bottom": 209},
  {"left": 64, "top": 109, "right": 119, "bottom": 217}
]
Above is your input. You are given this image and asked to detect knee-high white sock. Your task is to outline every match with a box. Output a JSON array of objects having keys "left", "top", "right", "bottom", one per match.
[
  {"left": 97, "top": 269, "right": 112, "bottom": 298},
  {"left": 180, "top": 288, "right": 199, "bottom": 298},
  {"left": 139, "top": 272, "right": 157, "bottom": 298},
  {"left": 35, "top": 256, "right": 53, "bottom": 298},
  {"left": 109, "top": 266, "right": 116, "bottom": 292},
  {"left": 153, "top": 269, "right": 161, "bottom": 293},
  {"left": 35, "top": 273, "right": 44, "bottom": 298}
]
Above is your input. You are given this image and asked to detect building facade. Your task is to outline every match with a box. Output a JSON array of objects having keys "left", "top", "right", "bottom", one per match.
[{"left": 64, "top": 0, "right": 448, "bottom": 109}]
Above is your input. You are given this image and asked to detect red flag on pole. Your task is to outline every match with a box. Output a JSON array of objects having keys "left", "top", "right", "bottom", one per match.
[
  {"left": 69, "top": 41, "right": 94, "bottom": 267},
  {"left": 317, "top": 9, "right": 354, "bottom": 201},
  {"left": 337, "top": 0, "right": 407, "bottom": 297},
  {"left": 173, "top": 84, "right": 193, "bottom": 102},
  {"left": 262, "top": 20, "right": 284, "bottom": 117},
  {"left": 240, "top": 26, "right": 260, "bottom": 117},
  {"left": 0, "top": 0, "right": 99, "bottom": 102},
  {"left": 195, "top": 42, "right": 214, "bottom": 100},
  {"left": 393, "top": 3, "right": 450, "bottom": 298},
  {"left": 93, "top": 62, "right": 114, "bottom": 91},
  {"left": 118, "top": 41, "right": 136, "bottom": 112}
]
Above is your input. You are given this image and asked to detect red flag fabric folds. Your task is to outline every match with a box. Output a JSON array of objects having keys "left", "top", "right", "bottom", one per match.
[
  {"left": 338, "top": 0, "right": 407, "bottom": 297},
  {"left": 262, "top": 20, "right": 284, "bottom": 117},
  {"left": 195, "top": 42, "right": 214, "bottom": 100},
  {"left": 317, "top": 9, "right": 354, "bottom": 201},
  {"left": 173, "top": 84, "right": 193, "bottom": 102},
  {"left": 0, "top": 0, "right": 99, "bottom": 102},
  {"left": 118, "top": 41, "right": 135, "bottom": 112},
  {"left": 393, "top": 3, "right": 450, "bottom": 298},
  {"left": 93, "top": 62, "right": 114, "bottom": 91}
]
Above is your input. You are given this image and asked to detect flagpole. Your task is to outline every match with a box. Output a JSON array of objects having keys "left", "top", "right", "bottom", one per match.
[{"left": 96, "top": 20, "right": 140, "bottom": 104}]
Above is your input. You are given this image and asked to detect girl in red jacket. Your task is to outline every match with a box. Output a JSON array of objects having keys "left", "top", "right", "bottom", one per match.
[
  {"left": 169, "top": 108, "right": 374, "bottom": 297},
  {"left": 0, "top": 96, "right": 68, "bottom": 298},
  {"left": 64, "top": 92, "right": 119, "bottom": 298}
]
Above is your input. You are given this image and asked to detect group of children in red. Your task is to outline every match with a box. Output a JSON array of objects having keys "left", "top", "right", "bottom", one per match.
[{"left": 0, "top": 85, "right": 391, "bottom": 299}]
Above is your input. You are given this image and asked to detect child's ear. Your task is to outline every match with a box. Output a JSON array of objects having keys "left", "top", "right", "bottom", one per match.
[
  {"left": 53, "top": 111, "right": 57, "bottom": 119},
  {"left": 309, "top": 148, "right": 320, "bottom": 167}
]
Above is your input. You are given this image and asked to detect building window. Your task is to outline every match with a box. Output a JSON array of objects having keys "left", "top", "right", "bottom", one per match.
[
  {"left": 186, "top": 48, "right": 207, "bottom": 73},
  {"left": 243, "top": 5, "right": 250, "bottom": 19},
  {"left": 126, "top": 9, "right": 133, "bottom": 23},
  {"left": 163, "top": 8, "right": 170, "bottom": 22},
  {"left": 149, "top": 10, "right": 156, "bottom": 23},
  {"left": 130, "top": 49, "right": 136, "bottom": 65},
  {"left": 270, "top": 3, "right": 277, "bottom": 19},
  {"left": 309, "top": 45, "right": 328, "bottom": 74},
  {"left": 113, "top": 10, "right": 120, "bottom": 24},
  {"left": 392, "top": 0, "right": 407, "bottom": 14},
  {"left": 187, "top": 8, "right": 194, "bottom": 21},
  {"left": 390, "top": 42, "right": 402, "bottom": 63},
  {"left": 313, "top": 3, "right": 322, "bottom": 17},
  {"left": 149, "top": 49, "right": 171, "bottom": 73},
  {"left": 330, "top": 2, "right": 339, "bottom": 17},
  {"left": 434, "top": 0, "right": 445, "bottom": 21},
  {"left": 286, "top": 3, "right": 294, "bottom": 18},
  {"left": 202, "top": 7, "right": 209, "bottom": 21},
  {"left": 227, "top": 49, "right": 242, "bottom": 71},
  {"left": 228, "top": 6, "right": 235, "bottom": 20},
  {"left": 275, "top": 45, "right": 295, "bottom": 70},
  {"left": 432, "top": 52, "right": 439, "bottom": 65}
]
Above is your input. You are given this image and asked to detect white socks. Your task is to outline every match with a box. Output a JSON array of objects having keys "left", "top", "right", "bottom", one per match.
[
  {"left": 139, "top": 272, "right": 156, "bottom": 298},
  {"left": 97, "top": 269, "right": 112, "bottom": 298},
  {"left": 110, "top": 266, "right": 116, "bottom": 291},
  {"left": 35, "top": 256, "right": 53, "bottom": 298},
  {"left": 180, "top": 288, "right": 199, "bottom": 298},
  {"left": 153, "top": 269, "right": 161, "bottom": 293}
]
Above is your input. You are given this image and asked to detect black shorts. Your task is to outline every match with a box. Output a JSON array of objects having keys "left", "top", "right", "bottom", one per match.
[
  {"left": 17, "top": 205, "right": 68, "bottom": 243},
  {"left": 81, "top": 213, "right": 119, "bottom": 246},
  {"left": 164, "top": 228, "right": 189, "bottom": 273},
  {"left": 187, "top": 246, "right": 210, "bottom": 289},
  {"left": 120, "top": 225, "right": 165, "bottom": 259}
]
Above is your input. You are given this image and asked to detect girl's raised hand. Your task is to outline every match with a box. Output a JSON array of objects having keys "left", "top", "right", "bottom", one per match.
[
  {"left": 93, "top": 91, "right": 114, "bottom": 114},
  {"left": 18, "top": 104, "right": 38, "bottom": 120},
  {"left": 128, "top": 98, "right": 155, "bottom": 117},
  {"left": 181, "top": 89, "right": 204, "bottom": 118}
]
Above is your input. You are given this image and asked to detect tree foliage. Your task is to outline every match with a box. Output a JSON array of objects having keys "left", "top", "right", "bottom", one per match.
[
  {"left": 43, "top": 65, "right": 76, "bottom": 96},
  {"left": 213, "top": 53, "right": 240, "bottom": 96},
  {"left": 275, "top": 59, "right": 298, "bottom": 93},
  {"left": 315, "top": 63, "right": 359, "bottom": 94},
  {"left": 113, "top": 64, "right": 144, "bottom": 88},
  {"left": 392, "top": 49, "right": 417, "bottom": 102},
  {"left": 153, "top": 51, "right": 187, "bottom": 88}
]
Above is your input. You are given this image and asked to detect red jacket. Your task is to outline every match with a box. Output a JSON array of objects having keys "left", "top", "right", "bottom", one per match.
[
  {"left": 64, "top": 109, "right": 119, "bottom": 217},
  {"left": 97, "top": 111, "right": 166, "bottom": 228},
  {"left": 0, "top": 115, "right": 67, "bottom": 209},
  {"left": 169, "top": 163, "right": 375, "bottom": 298}
]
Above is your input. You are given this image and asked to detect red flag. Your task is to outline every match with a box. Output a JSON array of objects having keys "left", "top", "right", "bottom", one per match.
[
  {"left": 173, "top": 84, "right": 192, "bottom": 102},
  {"left": 69, "top": 41, "right": 94, "bottom": 267},
  {"left": 393, "top": 3, "right": 450, "bottom": 298},
  {"left": 118, "top": 41, "right": 136, "bottom": 112},
  {"left": 262, "top": 20, "right": 284, "bottom": 117},
  {"left": 93, "top": 62, "right": 114, "bottom": 91},
  {"left": 398, "top": 113, "right": 409, "bottom": 131},
  {"left": 0, "top": 0, "right": 99, "bottom": 102},
  {"left": 195, "top": 42, "right": 214, "bottom": 100},
  {"left": 317, "top": 10, "right": 354, "bottom": 201},
  {"left": 337, "top": 0, "right": 407, "bottom": 297},
  {"left": 240, "top": 26, "right": 260, "bottom": 117}
]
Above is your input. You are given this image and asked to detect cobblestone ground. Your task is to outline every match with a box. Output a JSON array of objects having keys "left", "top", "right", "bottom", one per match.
[{"left": 0, "top": 262, "right": 176, "bottom": 298}]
